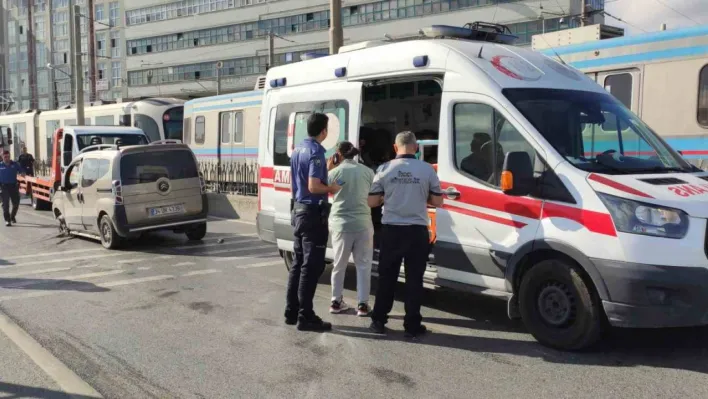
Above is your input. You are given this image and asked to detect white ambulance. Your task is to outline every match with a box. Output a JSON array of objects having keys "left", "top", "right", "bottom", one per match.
[{"left": 256, "top": 22, "right": 708, "bottom": 351}]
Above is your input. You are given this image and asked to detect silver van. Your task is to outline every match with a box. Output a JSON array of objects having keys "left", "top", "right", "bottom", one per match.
[{"left": 53, "top": 141, "right": 208, "bottom": 249}]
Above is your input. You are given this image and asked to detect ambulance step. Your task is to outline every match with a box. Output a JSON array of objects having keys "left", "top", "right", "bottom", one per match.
[{"left": 434, "top": 278, "right": 512, "bottom": 299}]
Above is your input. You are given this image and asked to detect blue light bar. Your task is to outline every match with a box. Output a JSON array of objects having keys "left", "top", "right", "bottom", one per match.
[
  {"left": 269, "top": 79, "right": 278, "bottom": 88},
  {"left": 335, "top": 67, "right": 347, "bottom": 77},
  {"left": 413, "top": 55, "right": 428, "bottom": 68},
  {"left": 277, "top": 77, "right": 287, "bottom": 87}
]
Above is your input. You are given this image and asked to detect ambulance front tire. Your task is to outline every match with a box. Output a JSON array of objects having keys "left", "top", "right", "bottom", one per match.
[{"left": 518, "top": 258, "right": 604, "bottom": 351}]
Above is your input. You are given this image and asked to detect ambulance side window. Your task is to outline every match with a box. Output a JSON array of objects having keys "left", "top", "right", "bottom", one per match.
[
  {"left": 272, "top": 100, "right": 349, "bottom": 166},
  {"left": 453, "top": 103, "right": 536, "bottom": 187}
]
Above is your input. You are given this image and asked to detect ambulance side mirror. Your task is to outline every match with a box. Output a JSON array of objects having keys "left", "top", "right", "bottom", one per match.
[{"left": 501, "top": 151, "right": 533, "bottom": 196}]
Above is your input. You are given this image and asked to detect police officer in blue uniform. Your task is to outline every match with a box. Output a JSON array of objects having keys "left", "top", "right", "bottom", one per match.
[
  {"left": 285, "top": 112, "right": 341, "bottom": 331},
  {"left": 0, "top": 150, "right": 26, "bottom": 227}
]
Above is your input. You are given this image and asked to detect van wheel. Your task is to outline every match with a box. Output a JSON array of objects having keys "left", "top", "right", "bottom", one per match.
[
  {"left": 283, "top": 251, "right": 294, "bottom": 271},
  {"left": 99, "top": 215, "right": 121, "bottom": 249},
  {"left": 518, "top": 259, "right": 603, "bottom": 351},
  {"left": 185, "top": 223, "right": 207, "bottom": 241}
]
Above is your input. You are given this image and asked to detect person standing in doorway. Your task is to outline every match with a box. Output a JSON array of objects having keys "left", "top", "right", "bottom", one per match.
[
  {"left": 17, "top": 145, "right": 34, "bottom": 177},
  {"left": 0, "top": 150, "right": 25, "bottom": 226},
  {"left": 326, "top": 141, "right": 375, "bottom": 316},
  {"left": 368, "top": 131, "right": 443, "bottom": 338},
  {"left": 285, "top": 112, "right": 341, "bottom": 332}
]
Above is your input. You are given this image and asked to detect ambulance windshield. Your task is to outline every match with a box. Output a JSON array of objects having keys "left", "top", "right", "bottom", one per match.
[{"left": 503, "top": 88, "right": 693, "bottom": 174}]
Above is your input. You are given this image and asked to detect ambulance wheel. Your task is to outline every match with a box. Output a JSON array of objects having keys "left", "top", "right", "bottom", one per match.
[
  {"left": 99, "top": 215, "right": 122, "bottom": 250},
  {"left": 283, "top": 251, "right": 294, "bottom": 271},
  {"left": 518, "top": 258, "right": 603, "bottom": 351}
]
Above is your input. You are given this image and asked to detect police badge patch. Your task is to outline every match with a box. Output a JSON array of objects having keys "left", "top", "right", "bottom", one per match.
[{"left": 315, "top": 159, "right": 321, "bottom": 166}]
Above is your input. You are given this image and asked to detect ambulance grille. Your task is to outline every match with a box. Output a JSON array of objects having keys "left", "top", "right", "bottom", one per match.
[{"left": 638, "top": 177, "right": 686, "bottom": 185}]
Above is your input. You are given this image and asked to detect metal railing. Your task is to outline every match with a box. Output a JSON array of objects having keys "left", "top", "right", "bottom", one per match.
[
  {"left": 31, "top": 159, "right": 259, "bottom": 196},
  {"left": 197, "top": 160, "right": 259, "bottom": 196}
]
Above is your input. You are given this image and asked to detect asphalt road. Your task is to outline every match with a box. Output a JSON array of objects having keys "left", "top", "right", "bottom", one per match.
[{"left": 0, "top": 202, "right": 708, "bottom": 398}]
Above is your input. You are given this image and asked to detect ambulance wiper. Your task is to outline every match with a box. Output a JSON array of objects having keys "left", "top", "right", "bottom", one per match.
[{"left": 590, "top": 158, "right": 631, "bottom": 175}]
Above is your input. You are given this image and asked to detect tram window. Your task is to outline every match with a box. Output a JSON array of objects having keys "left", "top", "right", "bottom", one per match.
[
  {"left": 134, "top": 113, "right": 161, "bottom": 142},
  {"left": 699, "top": 65, "right": 708, "bottom": 127},
  {"left": 604, "top": 73, "right": 632, "bottom": 109},
  {"left": 95, "top": 115, "right": 114, "bottom": 126},
  {"left": 195, "top": 116, "right": 205, "bottom": 144}
]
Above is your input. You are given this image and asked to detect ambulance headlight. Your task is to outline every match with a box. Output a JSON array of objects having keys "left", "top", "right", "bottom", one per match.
[{"left": 597, "top": 193, "right": 689, "bottom": 239}]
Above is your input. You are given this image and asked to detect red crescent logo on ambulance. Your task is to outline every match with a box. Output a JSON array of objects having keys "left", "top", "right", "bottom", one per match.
[{"left": 491, "top": 55, "right": 542, "bottom": 81}]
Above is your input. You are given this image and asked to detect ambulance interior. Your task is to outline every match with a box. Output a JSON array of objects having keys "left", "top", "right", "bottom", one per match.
[{"left": 358, "top": 77, "right": 443, "bottom": 254}]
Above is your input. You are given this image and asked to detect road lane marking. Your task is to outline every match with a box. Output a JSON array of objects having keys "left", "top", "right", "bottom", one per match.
[
  {"left": 199, "top": 244, "right": 273, "bottom": 256},
  {"left": 4, "top": 253, "right": 125, "bottom": 269},
  {"left": 137, "top": 267, "right": 151, "bottom": 270},
  {"left": 182, "top": 269, "right": 221, "bottom": 277},
  {"left": 173, "top": 262, "right": 196, "bottom": 267},
  {"left": 213, "top": 254, "right": 279, "bottom": 263},
  {"left": 99, "top": 275, "right": 175, "bottom": 288},
  {"left": 172, "top": 236, "right": 259, "bottom": 250},
  {"left": 117, "top": 258, "right": 148, "bottom": 265},
  {"left": 1, "top": 248, "right": 104, "bottom": 261},
  {"left": 235, "top": 260, "right": 283, "bottom": 269},
  {"left": 0, "top": 267, "right": 73, "bottom": 278},
  {"left": 0, "top": 270, "right": 125, "bottom": 289},
  {"left": 0, "top": 310, "right": 103, "bottom": 398},
  {"left": 157, "top": 255, "right": 175, "bottom": 260}
]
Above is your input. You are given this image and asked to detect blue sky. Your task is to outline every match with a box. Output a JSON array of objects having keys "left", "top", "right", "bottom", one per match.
[{"left": 604, "top": 0, "right": 708, "bottom": 35}]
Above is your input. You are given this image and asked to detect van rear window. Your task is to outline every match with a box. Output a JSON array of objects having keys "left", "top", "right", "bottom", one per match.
[{"left": 120, "top": 150, "right": 198, "bottom": 185}]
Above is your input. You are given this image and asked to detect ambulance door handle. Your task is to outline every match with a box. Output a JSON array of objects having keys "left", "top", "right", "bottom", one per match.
[{"left": 444, "top": 186, "right": 460, "bottom": 200}]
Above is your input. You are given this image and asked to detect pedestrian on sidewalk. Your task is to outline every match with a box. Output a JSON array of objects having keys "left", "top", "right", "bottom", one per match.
[
  {"left": 285, "top": 112, "right": 341, "bottom": 332},
  {"left": 0, "top": 150, "right": 26, "bottom": 227},
  {"left": 326, "top": 141, "right": 375, "bottom": 317},
  {"left": 367, "top": 131, "right": 443, "bottom": 338}
]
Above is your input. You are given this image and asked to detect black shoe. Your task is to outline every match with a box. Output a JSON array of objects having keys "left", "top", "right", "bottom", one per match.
[
  {"left": 11, "top": 217, "right": 16, "bottom": 224},
  {"left": 284, "top": 311, "right": 298, "bottom": 325},
  {"left": 404, "top": 324, "right": 428, "bottom": 338},
  {"left": 369, "top": 320, "right": 386, "bottom": 335},
  {"left": 297, "top": 315, "right": 332, "bottom": 332},
  {"left": 4, "top": 221, "right": 10, "bottom": 227}
]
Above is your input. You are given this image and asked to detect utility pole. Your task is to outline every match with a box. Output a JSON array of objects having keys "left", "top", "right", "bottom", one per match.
[
  {"left": 215, "top": 61, "right": 222, "bottom": 95},
  {"left": 88, "top": 0, "right": 97, "bottom": 102},
  {"left": 73, "top": 4, "right": 84, "bottom": 125},
  {"left": 68, "top": 0, "right": 76, "bottom": 104},
  {"left": 329, "top": 0, "right": 343, "bottom": 54},
  {"left": 27, "top": 1, "right": 38, "bottom": 109},
  {"left": 580, "top": 0, "right": 587, "bottom": 27},
  {"left": 267, "top": 31, "right": 274, "bottom": 71}
]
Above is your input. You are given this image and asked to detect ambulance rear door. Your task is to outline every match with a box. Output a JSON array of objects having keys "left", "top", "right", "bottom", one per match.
[{"left": 269, "top": 82, "right": 363, "bottom": 251}]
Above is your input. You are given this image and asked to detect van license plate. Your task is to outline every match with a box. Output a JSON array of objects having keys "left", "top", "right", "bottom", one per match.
[{"left": 148, "top": 204, "right": 185, "bottom": 217}]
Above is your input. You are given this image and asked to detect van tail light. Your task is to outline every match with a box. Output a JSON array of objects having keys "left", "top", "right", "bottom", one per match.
[
  {"left": 199, "top": 173, "right": 206, "bottom": 194},
  {"left": 112, "top": 180, "right": 123, "bottom": 204}
]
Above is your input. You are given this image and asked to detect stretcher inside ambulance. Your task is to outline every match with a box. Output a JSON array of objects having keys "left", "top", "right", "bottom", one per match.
[{"left": 256, "top": 22, "right": 708, "bottom": 352}]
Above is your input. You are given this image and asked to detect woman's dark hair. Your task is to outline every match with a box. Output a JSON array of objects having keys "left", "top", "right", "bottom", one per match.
[{"left": 337, "top": 141, "right": 360, "bottom": 160}]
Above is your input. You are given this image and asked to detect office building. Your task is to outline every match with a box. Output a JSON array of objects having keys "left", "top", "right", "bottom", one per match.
[
  {"left": 1, "top": 0, "right": 605, "bottom": 110},
  {"left": 1, "top": 0, "right": 125, "bottom": 112}
]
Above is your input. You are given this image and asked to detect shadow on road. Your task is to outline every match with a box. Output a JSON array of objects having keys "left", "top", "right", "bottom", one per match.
[
  {"left": 326, "top": 265, "right": 708, "bottom": 375},
  {"left": 0, "top": 277, "right": 109, "bottom": 293},
  {"left": 0, "top": 381, "right": 101, "bottom": 398}
]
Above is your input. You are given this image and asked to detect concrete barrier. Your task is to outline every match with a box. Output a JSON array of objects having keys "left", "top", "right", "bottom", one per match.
[{"left": 207, "top": 193, "right": 258, "bottom": 222}]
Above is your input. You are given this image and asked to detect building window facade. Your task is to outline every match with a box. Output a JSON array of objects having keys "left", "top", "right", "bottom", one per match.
[{"left": 127, "top": 1, "right": 561, "bottom": 57}]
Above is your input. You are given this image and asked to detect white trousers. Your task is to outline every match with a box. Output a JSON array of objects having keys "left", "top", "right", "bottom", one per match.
[{"left": 331, "top": 226, "right": 374, "bottom": 304}]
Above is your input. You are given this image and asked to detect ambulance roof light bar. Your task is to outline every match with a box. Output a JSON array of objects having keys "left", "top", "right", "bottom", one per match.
[{"left": 421, "top": 22, "right": 518, "bottom": 45}]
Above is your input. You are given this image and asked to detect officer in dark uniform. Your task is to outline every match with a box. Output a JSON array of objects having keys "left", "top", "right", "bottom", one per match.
[{"left": 285, "top": 112, "right": 341, "bottom": 331}]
